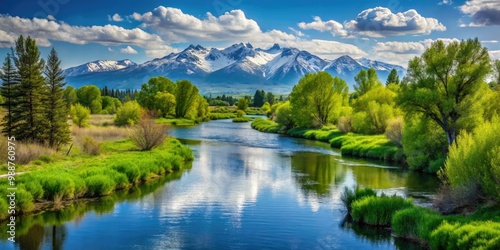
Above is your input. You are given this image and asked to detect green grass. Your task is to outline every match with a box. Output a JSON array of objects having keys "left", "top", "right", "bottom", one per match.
[
  {"left": 209, "top": 112, "right": 237, "bottom": 120},
  {"left": 232, "top": 116, "right": 253, "bottom": 122},
  {"left": 340, "top": 186, "right": 377, "bottom": 212},
  {"left": 351, "top": 195, "right": 413, "bottom": 226},
  {"left": 0, "top": 137, "right": 193, "bottom": 221},
  {"left": 155, "top": 118, "right": 196, "bottom": 126},
  {"left": 251, "top": 118, "right": 282, "bottom": 133}
]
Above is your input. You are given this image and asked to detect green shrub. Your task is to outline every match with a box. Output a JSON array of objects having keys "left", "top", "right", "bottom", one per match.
[
  {"left": 130, "top": 118, "right": 167, "bottom": 151},
  {"left": 16, "top": 188, "right": 35, "bottom": 213},
  {"left": 85, "top": 175, "right": 116, "bottom": 196},
  {"left": 115, "top": 101, "right": 142, "bottom": 126},
  {"left": 251, "top": 118, "right": 282, "bottom": 133},
  {"left": 430, "top": 221, "right": 500, "bottom": 250},
  {"left": 109, "top": 172, "right": 130, "bottom": 189},
  {"left": 351, "top": 195, "right": 414, "bottom": 226},
  {"left": 236, "top": 110, "right": 246, "bottom": 118},
  {"left": 71, "top": 104, "right": 91, "bottom": 127},
  {"left": 442, "top": 116, "right": 500, "bottom": 199},
  {"left": 21, "top": 181, "right": 44, "bottom": 200},
  {"left": 39, "top": 174, "right": 75, "bottom": 201},
  {"left": 112, "top": 162, "right": 141, "bottom": 183},
  {"left": 0, "top": 198, "right": 8, "bottom": 219},
  {"left": 232, "top": 117, "right": 252, "bottom": 122},
  {"left": 171, "top": 156, "right": 183, "bottom": 170},
  {"left": 340, "top": 186, "right": 376, "bottom": 212},
  {"left": 392, "top": 206, "right": 442, "bottom": 241}
]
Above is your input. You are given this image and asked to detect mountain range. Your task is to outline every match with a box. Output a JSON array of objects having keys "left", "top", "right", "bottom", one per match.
[{"left": 63, "top": 43, "right": 406, "bottom": 94}]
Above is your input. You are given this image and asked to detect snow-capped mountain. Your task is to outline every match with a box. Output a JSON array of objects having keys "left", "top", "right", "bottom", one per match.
[
  {"left": 64, "top": 43, "right": 406, "bottom": 93},
  {"left": 63, "top": 59, "right": 136, "bottom": 77}
]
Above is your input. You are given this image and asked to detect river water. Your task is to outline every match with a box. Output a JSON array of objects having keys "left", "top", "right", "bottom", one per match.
[{"left": 1, "top": 119, "right": 439, "bottom": 249}]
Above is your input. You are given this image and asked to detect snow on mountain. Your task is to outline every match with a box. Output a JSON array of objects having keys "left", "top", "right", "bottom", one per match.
[
  {"left": 63, "top": 43, "right": 406, "bottom": 93},
  {"left": 63, "top": 59, "right": 136, "bottom": 77}
]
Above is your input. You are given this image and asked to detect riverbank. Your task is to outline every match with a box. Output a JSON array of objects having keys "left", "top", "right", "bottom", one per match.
[
  {"left": 343, "top": 187, "right": 500, "bottom": 249},
  {"left": 251, "top": 118, "right": 403, "bottom": 162},
  {"left": 0, "top": 137, "right": 193, "bottom": 221}
]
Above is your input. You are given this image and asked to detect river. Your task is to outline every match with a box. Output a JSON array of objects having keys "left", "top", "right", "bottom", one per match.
[{"left": 0, "top": 118, "right": 439, "bottom": 249}]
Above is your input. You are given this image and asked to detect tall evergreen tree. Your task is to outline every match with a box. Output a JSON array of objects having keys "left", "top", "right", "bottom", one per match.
[
  {"left": 44, "top": 48, "right": 71, "bottom": 148},
  {"left": 11, "top": 36, "right": 47, "bottom": 143},
  {"left": 0, "top": 54, "right": 20, "bottom": 136},
  {"left": 386, "top": 69, "right": 400, "bottom": 85}
]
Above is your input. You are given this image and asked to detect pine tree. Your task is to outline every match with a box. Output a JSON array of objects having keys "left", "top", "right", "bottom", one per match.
[
  {"left": 0, "top": 54, "right": 20, "bottom": 136},
  {"left": 11, "top": 36, "right": 47, "bottom": 143},
  {"left": 44, "top": 48, "right": 71, "bottom": 148},
  {"left": 386, "top": 69, "right": 400, "bottom": 85}
]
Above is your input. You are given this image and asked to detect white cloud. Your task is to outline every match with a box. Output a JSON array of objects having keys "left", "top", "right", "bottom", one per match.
[
  {"left": 108, "top": 13, "right": 123, "bottom": 22},
  {"left": 439, "top": 0, "right": 453, "bottom": 5},
  {"left": 460, "top": 0, "right": 500, "bottom": 26},
  {"left": 131, "top": 7, "right": 296, "bottom": 45},
  {"left": 490, "top": 50, "right": 500, "bottom": 60},
  {"left": 482, "top": 40, "right": 498, "bottom": 43},
  {"left": 344, "top": 7, "right": 446, "bottom": 37},
  {"left": 297, "top": 16, "right": 348, "bottom": 37},
  {"left": 47, "top": 15, "right": 56, "bottom": 21},
  {"left": 373, "top": 38, "right": 460, "bottom": 66},
  {"left": 285, "top": 39, "right": 367, "bottom": 59},
  {"left": 0, "top": 15, "right": 175, "bottom": 58},
  {"left": 120, "top": 45, "right": 137, "bottom": 54},
  {"left": 107, "top": 47, "right": 114, "bottom": 52},
  {"left": 288, "top": 27, "right": 305, "bottom": 37}
]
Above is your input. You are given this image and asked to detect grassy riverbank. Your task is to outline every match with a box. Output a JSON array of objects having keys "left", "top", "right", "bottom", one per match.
[
  {"left": 251, "top": 118, "right": 403, "bottom": 162},
  {"left": 343, "top": 187, "right": 500, "bottom": 249}
]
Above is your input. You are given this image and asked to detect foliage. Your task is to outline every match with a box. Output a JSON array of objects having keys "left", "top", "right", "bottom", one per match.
[
  {"left": 290, "top": 72, "right": 348, "bottom": 128},
  {"left": 275, "top": 101, "right": 294, "bottom": 130},
  {"left": 10, "top": 36, "right": 47, "bottom": 143},
  {"left": 232, "top": 117, "right": 252, "bottom": 122},
  {"left": 340, "top": 186, "right": 376, "bottom": 212},
  {"left": 392, "top": 206, "right": 442, "bottom": 242},
  {"left": 175, "top": 80, "right": 199, "bottom": 118},
  {"left": 154, "top": 92, "right": 176, "bottom": 117},
  {"left": 80, "top": 136, "right": 101, "bottom": 155},
  {"left": 136, "top": 76, "right": 175, "bottom": 112},
  {"left": 85, "top": 175, "right": 116, "bottom": 196},
  {"left": 330, "top": 134, "right": 402, "bottom": 162},
  {"left": 261, "top": 102, "right": 271, "bottom": 117},
  {"left": 63, "top": 86, "right": 77, "bottom": 108},
  {"left": 397, "top": 38, "right": 491, "bottom": 146},
  {"left": 237, "top": 97, "right": 249, "bottom": 111},
  {"left": 430, "top": 221, "right": 500, "bottom": 250},
  {"left": 71, "top": 104, "right": 91, "bottom": 128},
  {"left": 253, "top": 90, "right": 265, "bottom": 107},
  {"left": 115, "top": 101, "right": 142, "bottom": 126},
  {"left": 76, "top": 85, "right": 102, "bottom": 114},
  {"left": 386, "top": 68, "right": 400, "bottom": 85},
  {"left": 43, "top": 48, "right": 71, "bottom": 148},
  {"left": 251, "top": 118, "right": 282, "bottom": 133},
  {"left": 385, "top": 117, "right": 404, "bottom": 146},
  {"left": 236, "top": 110, "right": 246, "bottom": 117},
  {"left": 0, "top": 53, "right": 19, "bottom": 136},
  {"left": 351, "top": 195, "right": 413, "bottom": 226},
  {"left": 101, "top": 96, "right": 122, "bottom": 114},
  {"left": 130, "top": 117, "right": 167, "bottom": 151},
  {"left": 402, "top": 116, "right": 448, "bottom": 173},
  {"left": 354, "top": 68, "right": 383, "bottom": 96},
  {"left": 266, "top": 92, "right": 275, "bottom": 105},
  {"left": 441, "top": 116, "right": 500, "bottom": 200},
  {"left": 209, "top": 112, "right": 236, "bottom": 120},
  {"left": 337, "top": 116, "right": 352, "bottom": 133}
]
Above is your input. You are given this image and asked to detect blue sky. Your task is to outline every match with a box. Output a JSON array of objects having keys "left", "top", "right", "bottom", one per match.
[{"left": 1, "top": 0, "right": 499, "bottom": 68}]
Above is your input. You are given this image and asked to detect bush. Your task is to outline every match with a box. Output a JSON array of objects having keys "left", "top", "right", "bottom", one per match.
[
  {"left": 21, "top": 181, "right": 44, "bottom": 200},
  {"left": 71, "top": 104, "right": 91, "bottom": 127},
  {"left": 80, "top": 136, "right": 101, "bottom": 155},
  {"left": 340, "top": 186, "right": 376, "bottom": 212},
  {"left": 430, "top": 221, "right": 500, "bottom": 250},
  {"left": 130, "top": 118, "right": 167, "bottom": 151},
  {"left": 251, "top": 118, "right": 282, "bottom": 133},
  {"left": 16, "top": 188, "right": 35, "bottom": 213},
  {"left": 392, "top": 206, "right": 442, "bottom": 242},
  {"left": 39, "top": 174, "right": 76, "bottom": 202},
  {"left": 15, "top": 142, "right": 55, "bottom": 164},
  {"left": 236, "top": 110, "right": 246, "bottom": 118},
  {"left": 115, "top": 101, "right": 142, "bottom": 126},
  {"left": 337, "top": 116, "right": 352, "bottom": 133},
  {"left": 441, "top": 116, "right": 500, "bottom": 199},
  {"left": 433, "top": 182, "right": 483, "bottom": 214},
  {"left": 232, "top": 117, "right": 252, "bottom": 122},
  {"left": 351, "top": 195, "right": 414, "bottom": 226},
  {"left": 385, "top": 117, "right": 403, "bottom": 146},
  {"left": 112, "top": 162, "right": 141, "bottom": 183},
  {"left": 275, "top": 101, "right": 294, "bottom": 129},
  {"left": 0, "top": 198, "right": 8, "bottom": 219},
  {"left": 85, "top": 175, "right": 116, "bottom": 196}
]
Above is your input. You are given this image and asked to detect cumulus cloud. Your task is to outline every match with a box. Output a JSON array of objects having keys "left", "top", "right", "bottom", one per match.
[
  {"left": 0, "top": 15, "right": 175, "bottom": 58},
  {"left": 344, "top": 7, "right": 446, "bottom": 37},
  {"left": 131, "top": 7, "right": 296, "bottom": 45},
  {"left": 288, "top": 27, "right": 305, "bottom": 37},
  {"left": 47, "top": 15, "right": 56, "bottom": 21},
  {"left": 120, "top": 46, "right": 137, "bottom": 54},
  {"left": 297, "top": 16, "right": 348, "bottom": 37},
  {"left": 482, "top": 40, "right": 498, "bottom": 43},
  {"left": 460, "top": 0, "right": 500, "bottom": 26},
  {"left": 108, "top": 13, "right": 123, "bottom": 22},
  {"left": 373, "top": 38, "right": 460, "bottom": 66}
]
